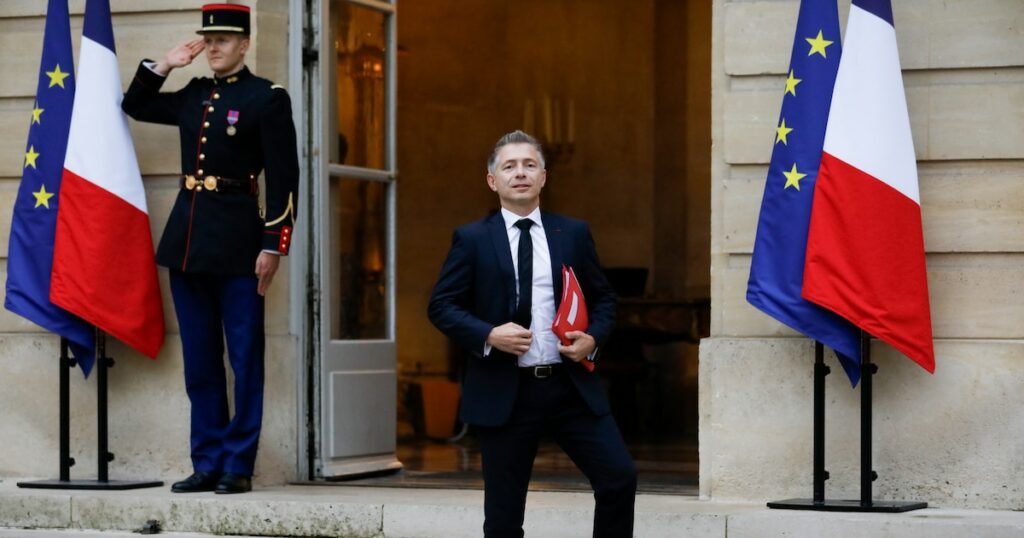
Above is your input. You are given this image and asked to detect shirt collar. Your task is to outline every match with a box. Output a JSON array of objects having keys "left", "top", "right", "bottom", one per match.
[{"left": 500, "top": 207, "right": 542, "bottom": 231}]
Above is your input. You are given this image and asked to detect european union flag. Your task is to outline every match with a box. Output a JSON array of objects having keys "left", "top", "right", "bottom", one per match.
[
  {"left": 5, "top": 0, "right": 96, "bottom": 375},
  {"left": 746, "top": 0, "right": 861, "bottom": 385}
]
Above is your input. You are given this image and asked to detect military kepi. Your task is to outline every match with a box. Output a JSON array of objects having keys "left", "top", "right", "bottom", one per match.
[{"left": 198, "top": 3, "right": 250, "bottom": 35}]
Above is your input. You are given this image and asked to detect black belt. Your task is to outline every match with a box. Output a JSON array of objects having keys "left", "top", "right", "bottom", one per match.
[
  {"left": 180, "top": 174, "right": 257, "bottom": 194},
  {"left": 519, "top": 363, "right": 564, "bottom": 379}
]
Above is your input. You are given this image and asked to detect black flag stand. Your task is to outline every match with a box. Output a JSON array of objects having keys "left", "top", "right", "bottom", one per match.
[
  {"left": 18, "top": 333, "right": 163, "bottom": 490},
  {"left": 768, "top": 333, "right": 927, "bottom": 512}
]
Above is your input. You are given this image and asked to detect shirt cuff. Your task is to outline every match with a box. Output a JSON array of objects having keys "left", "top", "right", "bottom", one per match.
[
  {"left": 586, "top": 346, "right": 598, "bottom": 362},
  {"left": 142, "top": 60, "right": 167, "bottom": 77},
  {"left": 483, "top": 343, "right": 492, "bottom": 357},
  {"left": 261, "top": 249, "right": 282, "bottom": 255}
]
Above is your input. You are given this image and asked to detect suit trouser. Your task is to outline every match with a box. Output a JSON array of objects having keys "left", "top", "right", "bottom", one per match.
[
  {"left": 477, "top": 369, "right": 637, "bottom": 538},
  {"left": 169, "top": 270, "right": 265, "bottom": 477}
]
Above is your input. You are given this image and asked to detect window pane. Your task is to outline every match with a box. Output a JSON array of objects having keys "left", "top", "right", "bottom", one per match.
[
  {"left": 329, "top": 176, "right": 388, "bottom": 340},
  {"left": 329, "top": 1, "right": 386, "bottom": 169}
]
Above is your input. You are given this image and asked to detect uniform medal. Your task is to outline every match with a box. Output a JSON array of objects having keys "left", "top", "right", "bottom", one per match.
[{"left": 227, "top": 109, "right": 239, "bottom": 136}]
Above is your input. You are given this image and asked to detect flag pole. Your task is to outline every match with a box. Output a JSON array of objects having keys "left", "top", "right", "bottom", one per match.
[
  {"left": 97, "top": 329, "right": 110, "bottom": 482},
  {"left": 767, "top": 338, "right": 928, "bottom": 512},
  {"left": 859, "top": 330, "right": 876, "bottom": 505},
  {"left": 17, "top": 331, "right": 162, "bottom": 490},
  {"left": 813, "top": 341, "right": 829, "bottom": 504},
  {"left": 59, "top": 338, "right": 74, "bottom": 481},
  {"left": 855, "top": 331, "right": 927, "bottom": 511},
  {"left": 767, "top": 341, "right": 836, "bottom": 511}
]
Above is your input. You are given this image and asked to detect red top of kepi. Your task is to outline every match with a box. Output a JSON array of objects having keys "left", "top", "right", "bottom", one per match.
[{"left": 198, "top": 4, "right": 251, "bottom": 35}]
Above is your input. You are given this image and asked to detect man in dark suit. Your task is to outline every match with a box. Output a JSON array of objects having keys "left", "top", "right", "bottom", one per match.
[
  {"left": 428, "top": 130, "right": 636, "bottom": 537},
  {"left": 121, "top": 4, "right": 297, "bottom": 494}
]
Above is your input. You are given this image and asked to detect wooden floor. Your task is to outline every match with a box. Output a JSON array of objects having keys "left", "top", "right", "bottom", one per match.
[{"left": 337, "top": 436, "right": 698, "bottom": 495}]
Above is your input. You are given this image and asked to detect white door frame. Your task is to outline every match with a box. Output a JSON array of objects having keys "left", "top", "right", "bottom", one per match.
[{"left": 290, "top": 0, "right": 400, "bottom": 480}]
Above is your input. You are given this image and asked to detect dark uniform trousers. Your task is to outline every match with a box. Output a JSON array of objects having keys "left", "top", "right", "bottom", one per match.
[
  {"left": 122, "top": 62, "right": 298, "bottom": 477},
  {"left": 170, "top": 271, "right": 264, "bottom": 475}
]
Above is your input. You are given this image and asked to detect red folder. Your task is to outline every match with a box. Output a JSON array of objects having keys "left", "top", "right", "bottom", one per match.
[{"left": 551, "top": 265, "right": 595, "bottom": 372}]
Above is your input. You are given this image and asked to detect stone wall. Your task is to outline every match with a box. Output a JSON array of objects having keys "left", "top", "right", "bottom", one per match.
[
  {"left": 703, "top": 0, "right": 1024, "bottom": 508},
  {"left": 0, "top": 1, "right": 298, "bottom": 485}
]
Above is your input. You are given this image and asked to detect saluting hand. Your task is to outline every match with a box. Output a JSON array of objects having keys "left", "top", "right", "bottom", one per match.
[
  {"left": 155, "top": 38, "right": 205, "bottom": 75},
  {"left": 487, "top": 322, "right": 533, "bottom": 356},
  {"left": 255, "top": 251, "right": 281, "bottom": 296}
]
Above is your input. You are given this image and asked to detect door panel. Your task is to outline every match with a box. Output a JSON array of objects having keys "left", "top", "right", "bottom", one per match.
[
  {"left": 311, "top": 0, "right": 399, "bottom": 478},
  {"left": 326, "top": 346, "right": 396, "bottom": 458}
]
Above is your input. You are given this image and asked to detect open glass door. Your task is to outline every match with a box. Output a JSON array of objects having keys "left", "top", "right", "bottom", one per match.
[{"left": 310, "top": 0, "right": 400, "bottom": 478}]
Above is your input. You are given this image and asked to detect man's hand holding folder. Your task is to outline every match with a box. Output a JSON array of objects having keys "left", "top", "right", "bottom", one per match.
[{"left": 551, "top": 265, "right": 597, "bottom": 372}]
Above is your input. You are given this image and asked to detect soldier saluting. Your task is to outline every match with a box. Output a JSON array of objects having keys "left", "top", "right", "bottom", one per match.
[{"left": 122, "top": 4, "right": 298, "bottom": 494}]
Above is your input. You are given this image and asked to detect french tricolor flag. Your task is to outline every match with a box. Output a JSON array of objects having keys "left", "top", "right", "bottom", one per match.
[
  {"left": 802, "top": 0, "right": 934, "bottom": 373},
  {"left": 50, "top": 0, "right": 164, "bottom": 358}
]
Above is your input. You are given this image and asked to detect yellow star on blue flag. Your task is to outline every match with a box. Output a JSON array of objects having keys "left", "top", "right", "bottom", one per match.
[
  {"left": 806, "top": 30, "right": 834, "bottom": 58},
  {"left": 46, "top": 63, "right": 71, "bottom": 88},
  {"left": 783, "top": 164, "right": 807, "bottom": 190},
  {"left": 33, "top": 185, "right": 55, "bottom": 208},
  {"left": 24, "top": 146, "right": 40, "bottom": 169},
  {"left": 785, "top": 70, "right": 802, "bottom": 96}
]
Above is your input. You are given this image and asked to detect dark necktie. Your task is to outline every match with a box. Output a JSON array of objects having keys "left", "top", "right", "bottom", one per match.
[{"left": 514, "top": 219, "right": 534, "bottom": 328}]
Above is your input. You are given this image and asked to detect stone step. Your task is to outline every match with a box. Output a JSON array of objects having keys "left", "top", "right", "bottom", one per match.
[
  {"left": 0, "top": 528, "right": 268, "bottom": 532},
  {"left": 1, "top": 481, "right": 1022, "bottom": 537}
]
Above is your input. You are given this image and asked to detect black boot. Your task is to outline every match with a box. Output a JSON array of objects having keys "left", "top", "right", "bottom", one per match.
[{"left": 171, "top": 471, "right": 220, "bottom": 493}]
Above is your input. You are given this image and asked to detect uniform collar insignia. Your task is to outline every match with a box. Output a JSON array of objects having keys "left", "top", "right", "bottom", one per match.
[{"left": 214, "top": 66, "right": 252, "bottom": 85}]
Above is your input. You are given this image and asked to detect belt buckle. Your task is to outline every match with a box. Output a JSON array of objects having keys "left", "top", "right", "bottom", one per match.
[
  {"left": 204, "top": 175, "right": 218, "bottom": 191},
  {"left": 184, "top": 175, "right": 198, "bottom": 190},
  {"left": 534, "top": 365, "right": 553, "bottom": 379}
]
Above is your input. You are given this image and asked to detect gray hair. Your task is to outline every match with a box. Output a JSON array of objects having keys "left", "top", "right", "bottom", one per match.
[{"left": 487, "top": 130, "right": 546, "bottom": 174}]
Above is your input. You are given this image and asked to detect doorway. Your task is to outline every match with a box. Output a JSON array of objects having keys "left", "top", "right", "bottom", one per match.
[
  {"left": 303, "top": 0, "right": 401, "bottom": 479},
  {"left": 299, "top": 0, "right": 712, "bottom": 492},
  {"left": 387, "top": 0, "right": 711, "bottom": 493}
]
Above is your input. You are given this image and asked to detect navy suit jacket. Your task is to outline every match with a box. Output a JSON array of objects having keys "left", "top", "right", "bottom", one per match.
[{"left": 428, "top": 211, "right": 617, "bottom": 427}]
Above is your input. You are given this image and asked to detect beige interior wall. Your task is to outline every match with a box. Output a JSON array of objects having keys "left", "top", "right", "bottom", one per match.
[
  {"left": 648, "top": 0, "right": 712, "bottom": 436},
  {"left": 396, "top": 0, "right": 659, "bottom": 376},
  {"left": 0, "top": 1, "right": 298, "bottom": 485},
  {"left": 654, "top": 0, "right": 712, "bottom": 300},
  {"left": 704, "top": 0, "right": 1024, "bottom": 509}
]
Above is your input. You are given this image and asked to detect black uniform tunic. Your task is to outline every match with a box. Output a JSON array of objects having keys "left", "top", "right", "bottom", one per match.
[{"left": 122, "top": 62, "right": 297, "bottom": 275}]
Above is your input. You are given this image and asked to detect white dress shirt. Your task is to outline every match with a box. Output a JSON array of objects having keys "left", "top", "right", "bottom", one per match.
[{"left": 484, "top": 207, "right": 562, "bottom": 367}]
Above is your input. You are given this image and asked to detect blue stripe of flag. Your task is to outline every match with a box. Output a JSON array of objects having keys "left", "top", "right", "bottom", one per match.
[
  {"left": 852, "top": 0, "right": 895, "bottom": 26},
  {"left": 83, "top": 0, "right": 117, "bottom": 53}
]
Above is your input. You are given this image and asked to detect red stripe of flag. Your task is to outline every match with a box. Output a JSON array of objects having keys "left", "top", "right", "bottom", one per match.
[
  {"left": 803, "top": 153, "right": 934, "bottom": 372},
  {"left": 51, "top": 169, "right": 164, "bottom": 358}
]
